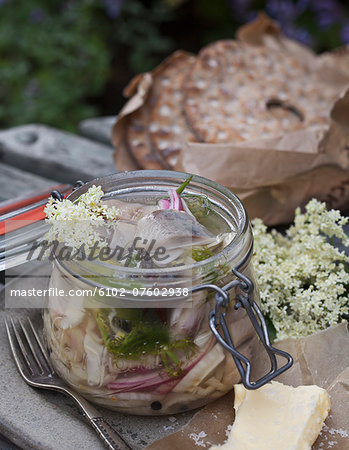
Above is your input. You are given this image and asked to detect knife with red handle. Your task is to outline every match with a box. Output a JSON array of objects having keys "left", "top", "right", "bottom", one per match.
[{"left": 0, "top": 184, "right": 72, "bottom": 236}]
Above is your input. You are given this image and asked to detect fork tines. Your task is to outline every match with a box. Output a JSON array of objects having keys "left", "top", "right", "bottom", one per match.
[{"left": 5, "top": 316, "right": 54, "bottom": 382}]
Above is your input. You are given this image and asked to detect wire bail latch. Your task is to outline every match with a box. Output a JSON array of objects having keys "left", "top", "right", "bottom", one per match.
[{"left": 193, "top": 268, "right": 293, "bottom": 389}]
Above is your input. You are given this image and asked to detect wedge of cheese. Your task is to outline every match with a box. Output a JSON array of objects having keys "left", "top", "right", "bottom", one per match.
[{"left": 210, "top": 381, "right": 330, "bottom": 450}]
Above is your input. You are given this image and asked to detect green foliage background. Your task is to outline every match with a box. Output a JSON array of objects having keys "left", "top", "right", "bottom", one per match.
[
  {"left": 0, "top": 2, "right": 108, "bottom": 130},
  {"left": 0, "top": 0, "right": 174, "bottom": 131},
  {"left": 1, "top": 0, "right": 348, "bottom": 131}
]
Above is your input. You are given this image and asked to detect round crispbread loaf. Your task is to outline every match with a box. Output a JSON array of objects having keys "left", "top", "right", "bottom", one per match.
[
  {"left": 148, "top": 54, "right": 196, "bottom": 168},
  {"left": 183, "top": 40, "right": 339, "bottom": 143},
  {"left": 126, "top": 52, "right": 196, "bottom": 169},
  {"left": 126, "top": 106, "right": 164, "bottom": 169}
]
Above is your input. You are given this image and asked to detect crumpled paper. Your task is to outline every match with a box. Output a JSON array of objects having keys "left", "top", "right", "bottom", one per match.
[
  {"left": 146, "top": 323, "right": 349, "bottom": 450},
  {"left": 112, "top": 13, "right": 349, "bottom": 225}
]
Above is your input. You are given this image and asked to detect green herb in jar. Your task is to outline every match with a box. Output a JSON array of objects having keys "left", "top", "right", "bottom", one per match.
[{"left": 95, "top": 313, "right": 196, "bottom": 377}]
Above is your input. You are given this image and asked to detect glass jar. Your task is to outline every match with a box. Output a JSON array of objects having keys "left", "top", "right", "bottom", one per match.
[{"left": 43, "top": 170, "right": 292, "bottom": 415}]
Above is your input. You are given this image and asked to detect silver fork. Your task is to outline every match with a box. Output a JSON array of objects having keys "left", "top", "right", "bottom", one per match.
[{"left": 4, "top": 316, "right": 132, "bottom": 450}]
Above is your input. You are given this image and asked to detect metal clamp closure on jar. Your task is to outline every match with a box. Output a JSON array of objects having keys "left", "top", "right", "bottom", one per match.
[{"left": 192, "top": 259, "right": 293, "bottom": 390}]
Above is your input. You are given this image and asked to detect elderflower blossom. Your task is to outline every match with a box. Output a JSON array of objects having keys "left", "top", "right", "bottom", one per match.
[
  {"left": 43, "top": 185, "right": 119, "bottom": 251},
  {"left": 252, "top": 199, "right": 349, "bottom": 341}
]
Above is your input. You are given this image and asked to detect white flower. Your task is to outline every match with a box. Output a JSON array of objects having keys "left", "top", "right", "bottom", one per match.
[
  {"left": 252, "top": 199, "right": 349, "bottom": 340},
  {"left": 43, "top": 185, "right": 119, "bottom": 253}
]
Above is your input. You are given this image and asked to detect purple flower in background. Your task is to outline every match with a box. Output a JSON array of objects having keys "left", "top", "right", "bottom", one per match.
[
  {"left": 341, "top": 23, "right": 349, "bottom": 44},
  {"left": 29, "top": 8, "right": 45, "bottom": 24},
  {"left": 265, "top": 0, "right": 298, "bottom": 21},
  {"left": 310, "top": 0, "right": 341, "bottom": 30},
  {"left": 246, "top": 10, "right": 258, "bottom": 22},
  {"left": 286, "top": 25, "right": 313, "bottom": 46},
  {"left": 263, "top": 0, "right": 314, "bottom": 46},
  {"left": 103, "top": 0, "right": 123, "bottom": 20},
  {"left": 310, "top": 0, "right": 340, "bottom": 14},
  {"left": 229, "top": 0, "right": 348, "bottom": 49}
]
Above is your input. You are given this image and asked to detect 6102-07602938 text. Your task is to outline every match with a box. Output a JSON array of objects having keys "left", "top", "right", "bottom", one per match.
[{"left": 9, "top": 286, "right": 191, "bottom": 298}]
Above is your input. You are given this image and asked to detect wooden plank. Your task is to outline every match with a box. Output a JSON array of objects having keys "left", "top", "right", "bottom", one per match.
[
  {"left": 0, "top": 434, "right": 20, "bottom": 450},
  {"left": 0, "top": 163, "right": 55, "bottom": 203},
  {"left": 0, "top": 164, "right": 57, "bottom": 282},
  {"left": 0, "top": 124, "right": 116, "bottom": 184},
  {"left": 78, "top": 116, "right": 115, "bottom": 146}
]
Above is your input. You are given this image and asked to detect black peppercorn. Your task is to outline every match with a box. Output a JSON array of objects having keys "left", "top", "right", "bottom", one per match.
[{"left": 151, "top": 401, "right": 162, "bottom": 411}]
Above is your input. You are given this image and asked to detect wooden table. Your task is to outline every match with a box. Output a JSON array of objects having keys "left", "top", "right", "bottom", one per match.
[
  {"left": 1, "top": 120, "right": 348, "bottom": 449},
  {"left": 0, "top": 118, "right": 114, "bottom": 449},
  {"left": 0, "top": 118, "right": 195, "bottom": 450}
]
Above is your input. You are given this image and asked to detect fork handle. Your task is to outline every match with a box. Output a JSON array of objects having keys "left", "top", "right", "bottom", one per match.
[
  {"left": 61, "top": 387, "right": 132, "bottom": 449},
  {"left": 90, "top": 417, "right": 131, "bottom": 450}
]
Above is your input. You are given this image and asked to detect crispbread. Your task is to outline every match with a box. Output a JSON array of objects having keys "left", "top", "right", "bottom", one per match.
[
  {"left": 126, "top": 106, "right": 165, "bottom": 169},
  {"left": 183, "top": 40, "right": 339, "bottom": 143},
  {"left": 149, "top": 54, "right": 197, "bottom": 168},
  {"left": 126, "top": 51, "right": 196, "bottom": 169}
]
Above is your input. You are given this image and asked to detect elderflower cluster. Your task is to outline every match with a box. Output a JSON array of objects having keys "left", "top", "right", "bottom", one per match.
[
  {"left": 44, "top": 185, "right": 119, "bottom": 250},
  {"left": 252, "top": 199, "right": 349, "bottom": 341}
]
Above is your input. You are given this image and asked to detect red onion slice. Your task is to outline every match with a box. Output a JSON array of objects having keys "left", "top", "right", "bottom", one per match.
[
  {"left": 107, "top": 337, "right": 214, "bottom": 394},
  {"left": 158, "top": 198, "right": 171, "bottom": 209},
  {"left": 169, "top": 189, "right": 182, "bottom": 211}
]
